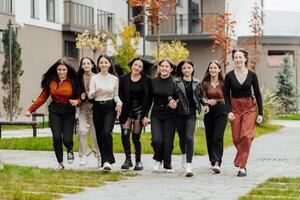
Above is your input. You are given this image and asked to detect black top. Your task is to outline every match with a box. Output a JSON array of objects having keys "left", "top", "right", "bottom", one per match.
[
  {"left": 129, "top": 78, "right": 144, "bottom": 105},
  {"left": 224, "top": 70, "right": 263, "bottom": 115},
  {"left": 119, "top": 73, "right": 152, "bottom": 124},
  {"left": 151, "top": 76, "right": 176, "bottom": 117},
  {"left": 183, "top": 80, "right": 196, "bottom": 112}
]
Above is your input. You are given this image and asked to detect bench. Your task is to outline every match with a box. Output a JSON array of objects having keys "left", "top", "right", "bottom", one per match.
[
  {"left": 0, "top": 121, "right": 38, "bottom": 139},
  {"left": 32, "top": 112, "right": 46, "bottom": 128}
]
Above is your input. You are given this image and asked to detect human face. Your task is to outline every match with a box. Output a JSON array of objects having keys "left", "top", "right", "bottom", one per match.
[
  {"left": 208, "top": 62, "right": 221, "bottom": 78},
  {"left": 82, "top": 58, "right": 93, "bottom": 73},
  {"left": 57, "top": 65, "right": 68, "bottom": 80},
  {"left": 98, "top": 57, "right": 111, "bottom": 74},
  {"left": 181, "top": 63, "right": 194, "bottom": 78},
  {"left": 159, "top": 61, "right": 173, "bottom": 78},
  {"left": 131, "top": 60, "right": 143, "bottom": 76},
  {"left": 233, "top": 51, "right": 247, "bottom": 68}
]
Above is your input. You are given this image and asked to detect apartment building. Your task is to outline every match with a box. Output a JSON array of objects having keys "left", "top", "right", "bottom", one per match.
[{"left": 0, "top": 0, "right": 129, "bottom": 117}]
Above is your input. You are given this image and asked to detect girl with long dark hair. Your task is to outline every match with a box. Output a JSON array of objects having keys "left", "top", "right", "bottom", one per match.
[
  {"left": 174, "top": 59, "right": 208, "bottom": 177},
  {"left": 88, "top": 54, "right": 122, "bottom": 171},
  {"left": 77, "top": 57, "right": 100, "bottom": 167},
  {"left": 119, "top": 57, "right": 152, "bottom": 171},
  {"left": 224, "top": 48, "right": 263, "bottom": 177},
  {"left": 202, "top": 60, "right": 227, "bottom": 174},
  {"left": 26, "top": 58, "right": 82, "bottom": 170},
  {"left": 151, "top": 59, "right": 177, "bottom": 173}
]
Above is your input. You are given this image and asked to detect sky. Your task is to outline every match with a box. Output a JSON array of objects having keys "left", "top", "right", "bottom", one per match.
[{"left": 264, "top": 0, "right": 300, "bottom": 11}]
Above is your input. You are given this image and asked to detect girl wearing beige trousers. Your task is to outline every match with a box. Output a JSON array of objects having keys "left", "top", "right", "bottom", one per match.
[{"left": 77, "top": 57, "right": 100, "bottom": 167}]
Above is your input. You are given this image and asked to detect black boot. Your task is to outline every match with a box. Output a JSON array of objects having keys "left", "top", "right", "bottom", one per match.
[
  {"left": 132, "top": 133, "right": 143, "bottom": 170},
  {"left": 121, "top": 157, "right": 133, "bottom": 170}
]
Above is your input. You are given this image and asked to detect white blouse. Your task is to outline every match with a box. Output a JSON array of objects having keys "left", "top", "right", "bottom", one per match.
[{"left": 88, "top": 73, "right": 122, "bottom": 106}]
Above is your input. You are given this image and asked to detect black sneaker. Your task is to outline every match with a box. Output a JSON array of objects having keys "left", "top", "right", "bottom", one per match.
[
  {"left": 67, "top": 150, "right": 74, "bottom": 164},
  {"left": 134, "top": 161, "right": 144, "bottom": 171},
  {"left": 121, "top": 158, "right": 133, "bottom": 170},
  {"left": 237, "top": 168, "right": 247, "bottom": 177}
]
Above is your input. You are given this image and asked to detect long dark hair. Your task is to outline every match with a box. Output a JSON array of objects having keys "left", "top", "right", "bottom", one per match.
[
  {"left": 128, "top": 57, "right": 153, "bottom": 76},
  {"left": 232, "top": 48, "right": 249, "bottom": 66},
  {"left": 41, "top": 58, "right": 82, "bottom": 98},
  {"left": 77, "top": 57, "right": 98, "bottom": 92},
  {"left": 176, "top": 59, "right": 195, "bottom": 77},
  {"left": 97, "top": 54, "right": 117, "bottom": 76},
  {"left": 202, "top": 60, "right": 224, "bottom": 84},
  {"left": 157, "top": 59, "right": 177, "bottom": 78}
]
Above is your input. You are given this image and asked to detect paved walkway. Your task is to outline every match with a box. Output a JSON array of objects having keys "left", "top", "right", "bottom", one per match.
[{"left": 0, "top": 120, "right": 300, "bottom": 200}]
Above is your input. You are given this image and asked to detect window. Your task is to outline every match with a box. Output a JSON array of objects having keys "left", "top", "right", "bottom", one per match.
[
  {"left": 176, "top": 0, "right": 183, "bottom": 7},
  {"left": 131, "top": 7, "right": 144, "bottom": 36},
  {"left": 267, "top": 50, "right": 294, "bottom": 67},
  {"left": 64, "top": 41, "right": 78, "bottom": 59},
  {"left": 177, "top": 14, "right": 183, "bottom": 34},
  {"left": 0, "top": 31, "right": 4, "bottom": 53},
  {"left": 47, "top": 0, "right": 55, "bottom": 22},
  {"left": 97, "top": 10, "right": 115, "bottom": 33},
  {"left": 0, "top": 0, "right": 12, "bottom": 14},
  {"left": 31, "top": 0, "right": 39, "bottom": 19}
]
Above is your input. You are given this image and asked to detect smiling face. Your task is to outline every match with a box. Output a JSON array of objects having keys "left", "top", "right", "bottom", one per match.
[
  {"left": 208, "top": 62, "right": 221, "bottom": 78},
  {"left": 181, "top": 62, "right": 194, "bottom": 78},
  {"left": 159, "top": 61, "right": 173, "bottom": 78},
  {"left": 57, "top": 64, "right": 68, "bottom": 80},
  {"left": 98, "top": 56, "right": 111, "bottom": 73},
  {"left": 131, "top": 59, "right": 144, "bottom": 76},
  {"left": 81, "top": 58, "right": 93, "bottom": 73},
  {"left": 233, "top": 51, "right": 247, "bottom": 69}
]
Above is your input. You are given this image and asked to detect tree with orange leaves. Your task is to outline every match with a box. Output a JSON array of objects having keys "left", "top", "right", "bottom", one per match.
[
  {"left": 202, "top": 12, "right": 236, "bottom": 71},
  {"left": 127, "top": 0, "right": 176, "bottom": 60},
  {"left": 240, "top": 3, "right": 263, "bottom": 71}
]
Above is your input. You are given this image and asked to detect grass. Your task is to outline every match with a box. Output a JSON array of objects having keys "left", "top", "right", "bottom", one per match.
[
  {"left": 2, "top": 121, "right": 49, "bottom": 130},
  {"left": 276, "top": 113, "right": 300, "bottom": 120},
  {"left": 0, "top": 123, "right": 282, "bottom": 156},
  {"left": 239, "top": 177, "right": 300, "bottom": 200},
  {"left": 0, "top": 164, "right": 134, "bottom": 200}
]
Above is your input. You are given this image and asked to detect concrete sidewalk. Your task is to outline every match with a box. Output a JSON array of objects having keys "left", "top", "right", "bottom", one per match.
[{"left": 0, "top": 120, "right": 300, "bottom": 199}]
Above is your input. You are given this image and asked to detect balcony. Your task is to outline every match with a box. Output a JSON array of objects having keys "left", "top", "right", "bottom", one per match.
[
  {"left": 63, "top": 1, "right": 94, "bottom": 33},
  {"left": 0, "top": 0, "right": 13, "bottom": 15},
  {"left": 146, "top": 13, "right": 219, "bottom": 41},
  {"left": 97, "top": 10, "right": 115, "bottom": 33}
]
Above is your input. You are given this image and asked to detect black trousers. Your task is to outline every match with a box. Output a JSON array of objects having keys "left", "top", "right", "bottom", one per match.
[
  {"left": 151, "top": 114, "right": 176, "bottom": 169},
  {"left": 93, "top": 100, "right": 116, "bottom": 165},
  {"left": 176, "top": 112, "right": 196, "bottom": 163},
  {"left": 48, "top": 102, "right": 76, "bottom": 163},
  {"left": 203, "top": 103, "right": 227, "bottom": 166}
]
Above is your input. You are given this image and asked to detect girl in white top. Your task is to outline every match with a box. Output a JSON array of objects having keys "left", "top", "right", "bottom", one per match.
[{"left": 88, "top": 54, "right": 122, "bottom": 171}]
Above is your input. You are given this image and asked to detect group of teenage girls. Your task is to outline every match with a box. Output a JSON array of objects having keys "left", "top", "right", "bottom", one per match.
[{"left": 25, "top": 48, "right": 263, "bottom": 177}]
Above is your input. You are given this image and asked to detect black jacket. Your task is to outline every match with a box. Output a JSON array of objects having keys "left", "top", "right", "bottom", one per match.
[
  {"left": 174, "top": 77, "right": 206, "bottom": 115},
  {"left": 119, "top": 73, "right": 152, "bottom": 124}
]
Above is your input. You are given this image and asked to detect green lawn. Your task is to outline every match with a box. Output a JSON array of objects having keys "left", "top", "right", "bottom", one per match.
[
  {"left": 239, "top": 177, "right": 300, "bottom": 200},
  {"left": 277, "top": 113, "right": 300, "bottom": 120},
  {"left": 0, "top": 164, "right": 134, "bottom": 200},
  {"left": 0, "top": 123, "right": 282, "bottom": 155}
]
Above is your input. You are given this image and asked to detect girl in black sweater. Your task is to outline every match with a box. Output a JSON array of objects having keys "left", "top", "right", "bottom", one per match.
[{"left": 119, "top": 57, "right": 153, "bottom": 171}]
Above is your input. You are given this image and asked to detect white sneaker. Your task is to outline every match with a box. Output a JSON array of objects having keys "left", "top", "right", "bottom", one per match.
[
  {"left": 212, "top": 162, "right": 221, "bottom": 174},
  {"left": 97, "top": 157, "right": 101, "bottom": 168},
  {"left": 153, "top": 160, "right": 162, "bottom": 172},
  {"left": 103, "top": 162, "right": 112, "bottom": 171},
  {"left": 165, "top": 168, "right": 174, "bottom": 173},
  {"left": 185, "top": 163, "right": 193, "bottom": 177},
  {"left": 181, "top": 154, "right": 186, "bottom": 169},
  {"left": 79, "top": 155, "right": 87, "bottom": 166}
]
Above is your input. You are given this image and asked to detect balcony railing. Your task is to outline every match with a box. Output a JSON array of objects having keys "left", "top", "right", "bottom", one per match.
[
  {"left": 97, "top": 10, "right": 115, "bottom": 33},
  {"left": 147, "top": 13, "right": 219, "bottom": 36},
  {"left": 0, "top": 0, "right": 13, "bottom": 14},
  {"left": 63, "top": 1, "right": 94, "bottom": 32}
]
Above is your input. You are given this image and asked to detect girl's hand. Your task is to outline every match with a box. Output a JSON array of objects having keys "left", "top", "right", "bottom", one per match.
[
  {"left": 25, "top": 111, "right": 32, "bottom": 117},
  {"left": 203, "top": 106, "right": 210, "bottom": 114},
  {"left": 69, "top": 99, "right": 79, "bottom": 106},
  {"left": 81, "top": 93, "right": 86, "bottom": 100},
  {"left": 228, "top": 112, "right": 235, "bottom": 121},
  {"left": 207, "top": 99, "right": 217, "bottom": 106},
  {"left": 256, "top": 115, "right": 263, "bottom": 124},
  {"left": 142, "top": 117, "right": 149, "bottom": 127},
  {"left": 168, "top": 99, "right": 178, "bottom": 109},
  {"left": 115, "top": 105, "right": 122, "bottom": 119}
]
